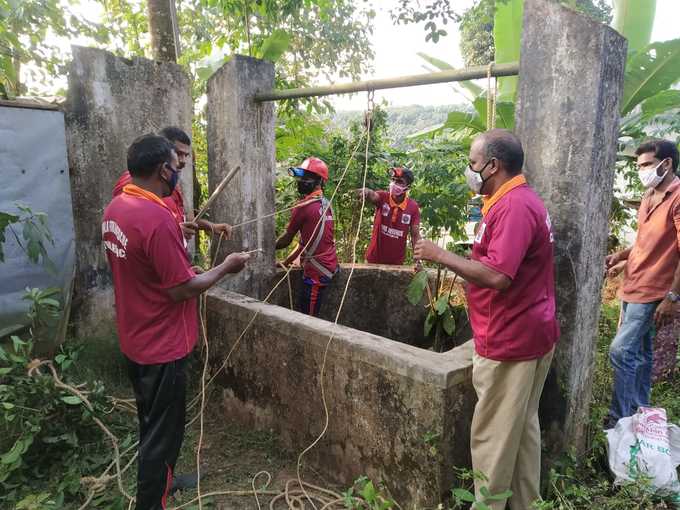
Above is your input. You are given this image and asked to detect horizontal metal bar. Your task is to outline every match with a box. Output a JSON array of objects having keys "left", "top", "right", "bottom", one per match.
[{"left": 254, "top": 62, "right": 519, "bottom": 102}]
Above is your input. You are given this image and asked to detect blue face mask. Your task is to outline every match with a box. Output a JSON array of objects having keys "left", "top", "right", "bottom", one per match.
[{"left": 162, "top": 163, "right": 179, "bottom": 196}]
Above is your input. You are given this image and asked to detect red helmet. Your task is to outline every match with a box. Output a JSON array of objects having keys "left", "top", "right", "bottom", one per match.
[{"left": 300, "top": 157, "right": 329, "bottom": 182}]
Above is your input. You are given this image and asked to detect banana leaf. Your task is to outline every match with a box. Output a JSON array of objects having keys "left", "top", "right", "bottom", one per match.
[
  {"left": 612, "top": 0, "right": 656, "bottom": 55},
  {"left": 493, "top": 0, "right": 523, "bottom": 101},
  {"left": 621, "top": 39, "right": 680, "bottom": 116}
]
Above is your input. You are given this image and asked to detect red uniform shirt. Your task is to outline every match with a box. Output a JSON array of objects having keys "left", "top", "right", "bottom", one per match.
[
  {"left": 113, "top": 170, "right": 186, "bottom": 224},
  {"left": 102, "top": 194, "right": 198, "bottom": 364},
  {"left": 365, "top": 191, "right": 420, "bottom": 265},
  {"left": 286, "top": 193, "right": 338, "bottom": 283},
  {"left": 467, "top": 184, "right": 559, "bottom": 361}
]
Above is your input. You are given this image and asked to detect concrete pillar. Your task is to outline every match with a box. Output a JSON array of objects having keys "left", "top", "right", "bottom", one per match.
[
  {"left": 207, "top": 55, "right": 276, "bottom": 299},
  {"left": 514, "top": 0, "right": 627, "bottom": 453},
  {"left": 65, "top": 46, "right": 192, "bottom": 338}
]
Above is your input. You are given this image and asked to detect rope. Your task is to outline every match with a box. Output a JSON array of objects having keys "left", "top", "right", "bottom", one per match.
[
  {"left": 296, "top": 89, "right": 375, "bottom": 509},
  {"left": 486, "top": 62, "right": 497, "bottom": 130}
]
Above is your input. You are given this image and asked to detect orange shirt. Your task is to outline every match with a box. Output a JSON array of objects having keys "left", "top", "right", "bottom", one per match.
[{"left": 620, "top": 178, "right": 680, "bottom": 303}]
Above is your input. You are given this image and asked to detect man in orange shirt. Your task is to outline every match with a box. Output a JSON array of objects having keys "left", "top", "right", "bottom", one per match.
[{"left": 605, "top": 139, "right": 680, "bottom": 427}]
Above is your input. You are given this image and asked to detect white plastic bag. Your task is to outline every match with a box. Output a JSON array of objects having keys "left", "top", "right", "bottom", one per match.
[{"left": 606, "top": 407, "right": 680, "bottom": 495}]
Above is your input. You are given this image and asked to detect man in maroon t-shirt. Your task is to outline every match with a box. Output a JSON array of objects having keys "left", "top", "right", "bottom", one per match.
[
  {"left": 103, "top": 134, "right": 250, "bottom": 510},
  {"left": 415, "top": 129, "right": 558, "bottom": 510},
  {"left": 359, "top": 167, "right": 421, "bottom": 265},
  {"left": 112, "top": 127, "right": 232, "bottom": 242},
  {"left": 276, "top": 157, "right": 338, "bottom": 316}
]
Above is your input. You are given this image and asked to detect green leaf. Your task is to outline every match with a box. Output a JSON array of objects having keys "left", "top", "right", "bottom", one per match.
[
  {"left": 612, "top": 0, "right": 656, "bottom": 55},
  {"left": 360, "top": 480, "right": 376, "bottom": 502},
  {"left": 61, "top": 396, "right": 82, "bottom": 405},
  {"left": 434, "top": 295, "right": 449, "bottom": 315},
  {"left": 639, "top": 89, "right": 680, "bottom": 121},
  {"left": 476, "top": 503, "right": 492, "bottom": 510},
  {"left": 487, "top": 489, "right": 513, "bottom": 501},
  {"left": 1, "top": 402, "right": 14, "bottom": 409},
  {"left": 424, "top": 310, "right": 437, "bottom": 337},
  {"left": 0, "top": 211, "right": 19, "bottom": 263},
  {"left": 1, "top": 436, "right": 32, "bottom": 464},
  {"left": 443, "top": 110, "right": 486, "bottom": 133},
  {"left": 621, "top": 39, "right": 680, "bottom": 116},
  {"left": 406, "top": 270, "right": 429, "bottom": 305},
  {"left": 452, "top": 488, "right": 476, "bottom": 502},
  {"left": 493, "top": 0, "right": 523, "bottom": 101},
  {"left": 258, "top": 29, "right": 291, "bottom": 62},
  {"left": 442, "top": 309, "right": 456, "bottom": 336}
]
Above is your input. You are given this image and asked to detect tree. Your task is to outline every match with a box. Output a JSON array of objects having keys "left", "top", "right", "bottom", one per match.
[
  {"left": 147, "top": 0, "right": 179, "bottom": 62},
  {"left": 0, "top": 0, "right": 106, "bottom": 98}
]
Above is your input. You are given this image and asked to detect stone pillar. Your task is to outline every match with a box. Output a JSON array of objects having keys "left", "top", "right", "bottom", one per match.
[
  {"left": 65, "top": 46, "right": 192, "bottom": 338},
  {"left": 514, "top": 0, "right": 627, "bottom": 453},
  {"left": 207, "top": 55, "right": 276, "bottom": 299}
]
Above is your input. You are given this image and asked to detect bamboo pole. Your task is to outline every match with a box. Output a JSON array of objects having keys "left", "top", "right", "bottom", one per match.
[{"left": 254, "top": 62, "right": 519, "bottom": 102}]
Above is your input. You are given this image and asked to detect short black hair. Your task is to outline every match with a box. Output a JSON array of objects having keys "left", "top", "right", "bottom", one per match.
[
  {"left": 635, "top": 139, "right": 679, "bottom": 171},
  {"left": 127, "top": 134, "right": 175, "bottom": 178},
  {"left": 160, "top": 126, "right": 191, "bottom": 146},
  {"left": 480, "top": 129, "right": 524, "bottom": 176}
]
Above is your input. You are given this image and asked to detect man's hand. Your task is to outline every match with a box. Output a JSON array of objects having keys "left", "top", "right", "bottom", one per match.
[
  {"left": 605, "top": 251, "right": 624, "bottom": 270},
  {"left": 222, "top": 252, "right": 251, "bottom": 273},
  {"left": 607, "top": 260, "right": 626, "bottom": 278},
  {"left": 414, "top": 239, "right": 442, "bottom": 263},
  {"left": 191, "top": 265, "right": 205, "bottom": 274},
  {"left": 180, "top": 221, "right": 199, "bottom": 240},
  {"left": 208, "top": 222, "right": 233, "bottom": 239},
  {"left": 654, "top": 298, "right": 680, "bottom": 328}
]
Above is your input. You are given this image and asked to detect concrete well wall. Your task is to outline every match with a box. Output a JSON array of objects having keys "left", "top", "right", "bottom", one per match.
[
  {"left": 266, "top": 264, "right": 471, "bottom": 349},
  {"left": 206, "top": 288, "right": 476, "bottom": 508}
]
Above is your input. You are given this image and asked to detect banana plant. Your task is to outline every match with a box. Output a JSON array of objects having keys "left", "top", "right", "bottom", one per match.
[{"left": 414, "top": 0, "right": 680, "bottom": 146}]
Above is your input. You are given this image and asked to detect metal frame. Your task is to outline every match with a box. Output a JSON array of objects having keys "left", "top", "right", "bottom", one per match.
[{"left": 254, "top": 62, "right": 519, "bottom": 102}]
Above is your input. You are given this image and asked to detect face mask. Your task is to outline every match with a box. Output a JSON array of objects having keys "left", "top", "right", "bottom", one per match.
[
  {"left": 162, "top": 164, "right": 179, "bottom": 196},
  {"left": 639, "top": 159, "right": 669, "bottom": 189},
  {"left": 389, "top": 182, "right": 408, "bottom": 197},
  {"left": 297, "top": 179, "right": 317, "bottom": 196},
  {"left": 465, "top": 160, "right": 492, "bottom": 194}
]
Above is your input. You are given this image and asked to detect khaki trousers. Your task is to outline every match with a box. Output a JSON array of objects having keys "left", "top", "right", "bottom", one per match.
[{"left": 471, "top": 347, "right": 554, "bottom": 510}]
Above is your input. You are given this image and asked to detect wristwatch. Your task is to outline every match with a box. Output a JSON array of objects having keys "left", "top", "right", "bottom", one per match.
[{"left": 666, "top": 291, "right": 680, "bottom": 303}]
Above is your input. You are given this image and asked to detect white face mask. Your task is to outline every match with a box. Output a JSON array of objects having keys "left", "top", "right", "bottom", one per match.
[
  {"left": 639, "top": 159, "right": 669, "bottom": 189},
  {"left": 465, "top": 160, "right": 492, "bottom": 195}
]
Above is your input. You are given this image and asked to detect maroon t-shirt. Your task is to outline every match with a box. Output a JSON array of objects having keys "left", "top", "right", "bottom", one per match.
[
  {"left": 365, "top": 191, "right": 420, "bottom": 265},
  {"left": 102, "top": 194, "right": 198, "bottom": 364},
  {"left": 286, "top": 193, "right": 338, "bottom": 283},
  {"left": 467, "top": 184, "right": 559, "bottom": 361}
]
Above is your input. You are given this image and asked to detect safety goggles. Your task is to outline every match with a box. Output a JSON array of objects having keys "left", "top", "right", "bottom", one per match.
[{"left": 288, "top": 167, "right": 306, "bottom": 178}]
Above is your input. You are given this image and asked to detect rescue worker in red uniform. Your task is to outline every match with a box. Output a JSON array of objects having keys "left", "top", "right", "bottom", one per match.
[
  {"left": 276, "top": 157, "right": 339, "bottom": 317},
  {"left": 358, "top": 167, "right": 421, "bottom": 265}
]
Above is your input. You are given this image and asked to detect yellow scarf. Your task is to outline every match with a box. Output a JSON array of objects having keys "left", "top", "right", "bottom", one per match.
[
  {"left": 122, "top": 184, "right": 171, "bottom": 212},
  {"left": 481, "top": 175, "right": 527, "bottom": 216},
  {"left": 388, "top": 192, "right": 408, "bottom": 223}
]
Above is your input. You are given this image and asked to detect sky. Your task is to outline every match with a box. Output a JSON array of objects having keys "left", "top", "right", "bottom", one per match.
[{"left": 329, "top": 0, "right": 680, "bottom": 111}]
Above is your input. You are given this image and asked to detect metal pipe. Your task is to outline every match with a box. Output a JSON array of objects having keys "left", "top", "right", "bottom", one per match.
[{"left": 254, "top": 62, "right": 519, "bottom": 102}]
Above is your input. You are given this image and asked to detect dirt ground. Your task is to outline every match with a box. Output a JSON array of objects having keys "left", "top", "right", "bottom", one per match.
[{"left": 171, "top": 403, "right": 346, "bottom": 510}]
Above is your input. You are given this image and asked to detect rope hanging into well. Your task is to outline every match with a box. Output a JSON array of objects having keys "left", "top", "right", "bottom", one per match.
[{"left": 486, "top": 62, "right": 498, "bottom": 130}]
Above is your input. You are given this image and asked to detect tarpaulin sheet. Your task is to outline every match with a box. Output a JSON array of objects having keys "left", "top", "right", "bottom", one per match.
[{"left": 0, "top": 105, "right": 75, "bottom": 336}]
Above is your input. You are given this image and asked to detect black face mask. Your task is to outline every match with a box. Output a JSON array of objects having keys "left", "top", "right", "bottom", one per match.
[{"left": 297, "top": 179, "right": 317, "bottom": 196}]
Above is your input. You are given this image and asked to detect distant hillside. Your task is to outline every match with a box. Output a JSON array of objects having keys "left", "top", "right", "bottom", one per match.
[{"left": 328, "top": 104, "right": 471, "bottom": 143}]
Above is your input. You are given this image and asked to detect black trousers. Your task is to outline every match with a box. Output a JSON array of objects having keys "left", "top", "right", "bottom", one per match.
[{"left": 125, "top": 355, "right": 187, "bottom": 510}]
